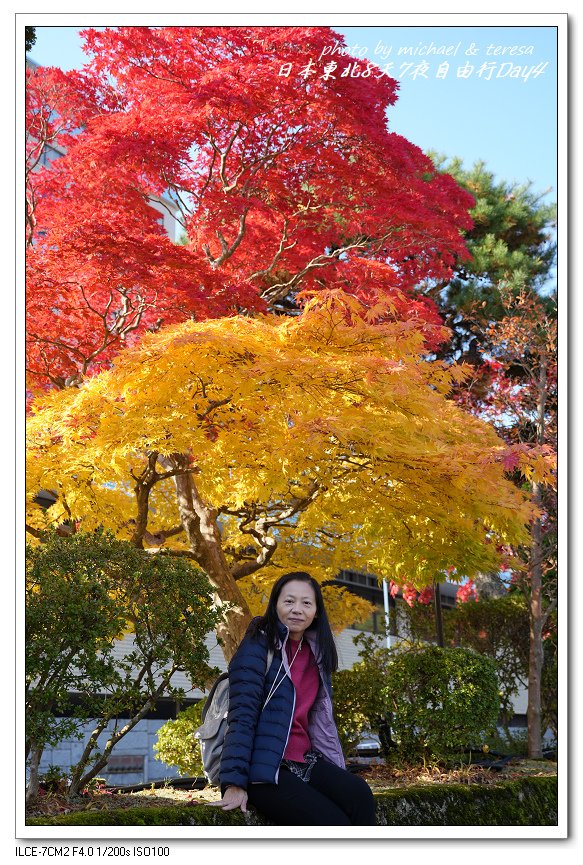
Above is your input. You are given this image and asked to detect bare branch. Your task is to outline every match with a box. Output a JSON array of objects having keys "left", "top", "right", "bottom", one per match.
[
  {"left": 259, "top": 237, "right": 373, "bottom": 305},
  {"left": 71, "top": 667, "right": 178, "bottom": 794},
  {"left": 230, "top": 481, "right": 322, "bottom": 580},
  {"left": 248, "top": 217, "right": 297, "bottom": 281},
  {"left": 196, "top": 396, "right": 233, "bottom": 422},
  {"left": 203, "top": 209, "right": 249, "bottom": 268}
]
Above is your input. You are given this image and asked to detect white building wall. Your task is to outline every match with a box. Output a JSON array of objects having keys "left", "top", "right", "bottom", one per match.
[
  {"left": 107, "top": 631, "right": 226, "bottom": 698},
  {"left": 148, "top": 196, "right": 182, "bottom": 243},
  {"left": 335, "top": 628, "right": 400, "bottom": 669},
  {"left": 511, "top": 683, "right": 528, "bottom": 715}
]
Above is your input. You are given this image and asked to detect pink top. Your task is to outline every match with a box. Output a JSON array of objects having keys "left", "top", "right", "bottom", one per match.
[{"left": 283, "top": 637, "right": 321, "bottom": 762}]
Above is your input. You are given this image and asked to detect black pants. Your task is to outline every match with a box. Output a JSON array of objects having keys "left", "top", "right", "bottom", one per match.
[{"left": 246, "top": 759, "right": 376, "bottom": 825}]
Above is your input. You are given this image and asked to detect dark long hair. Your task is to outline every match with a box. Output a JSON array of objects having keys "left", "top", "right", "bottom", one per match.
[{"left": 246, "top": 571, "right": 338, "bottom": 675}]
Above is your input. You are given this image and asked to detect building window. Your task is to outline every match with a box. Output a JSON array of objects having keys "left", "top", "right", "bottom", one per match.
[
  {"left": 352, "top": 602, "right": 392, "bottom": 635},
  {"left": 104, "top": 755, "right": 144, "bottom": 774}
]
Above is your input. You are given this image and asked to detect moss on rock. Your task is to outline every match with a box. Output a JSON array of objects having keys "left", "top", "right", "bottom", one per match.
[
  {"left": 27, "top": 804, "right": 260, "bottom": 827},
  {"left": 374, "top": 776, "right": 557, "bottom": 826},
  {"left": 27, "top": 775, "right": 556, "bottom": 828}
]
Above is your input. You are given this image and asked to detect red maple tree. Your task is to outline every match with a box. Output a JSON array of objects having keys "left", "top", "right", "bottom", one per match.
[
  {"left": 464, "top": 291, "right": 557, "bottom": 759},
  {"left": 26, "top": 26, "right": 474, "bottom": 392}
]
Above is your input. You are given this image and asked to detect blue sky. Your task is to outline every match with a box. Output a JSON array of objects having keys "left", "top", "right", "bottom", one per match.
[{"left": 29, "top": 23, "right": 558, "bottom": 201}]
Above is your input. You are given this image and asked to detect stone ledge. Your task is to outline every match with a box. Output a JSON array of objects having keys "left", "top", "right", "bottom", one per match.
[{"left": 26, "top": 775, "right": 557, "bottom": 827}]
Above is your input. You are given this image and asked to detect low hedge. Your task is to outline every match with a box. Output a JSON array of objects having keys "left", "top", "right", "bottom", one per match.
[
  {"left": 27, "top": 775, "right": 557, "bottom": 827},
  {"left": 375, "top": 776, "right": 557, "bottom": 826}
]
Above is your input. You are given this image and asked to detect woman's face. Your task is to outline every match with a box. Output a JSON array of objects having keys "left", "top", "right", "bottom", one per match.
[{"left": 275, "top": 579, "right": 317, "bottom": 640}]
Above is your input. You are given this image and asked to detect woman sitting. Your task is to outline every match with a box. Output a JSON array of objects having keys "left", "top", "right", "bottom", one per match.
[{"left": 210, "top": 571, "right": 376, "bottom": 826}]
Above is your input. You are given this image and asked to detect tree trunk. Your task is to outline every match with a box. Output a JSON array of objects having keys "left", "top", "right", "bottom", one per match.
[
  {"left": 527, "top": 355, "right": 548, "bottom": 759},
  {"left": 171, "top": 462, "right": 252, "bottom": 661},
  {"left": 527, "top": 485, "right": 545, "bottom": 759},
  {"left": 67, "top": 718, "right": 108, "bottom": 798},
  {"left": 68, "top": 687, "right": 169, "bottom": 797},
  {"left": 26, "top": 744, "right": 43, "bottom": 803}
]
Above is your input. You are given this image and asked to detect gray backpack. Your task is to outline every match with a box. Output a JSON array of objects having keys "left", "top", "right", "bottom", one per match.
[{"left": 194, "top": 648, "right": 274, "bottom": 786}]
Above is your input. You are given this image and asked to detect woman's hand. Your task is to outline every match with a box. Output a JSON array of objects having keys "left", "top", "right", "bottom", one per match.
[{"left": 206, "top": 785, "right": 248, "bottom": 813}]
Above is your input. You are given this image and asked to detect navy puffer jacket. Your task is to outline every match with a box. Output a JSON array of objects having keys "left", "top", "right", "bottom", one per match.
[{"left": 219, "top": 619, "right": 345, "bottom": 790}]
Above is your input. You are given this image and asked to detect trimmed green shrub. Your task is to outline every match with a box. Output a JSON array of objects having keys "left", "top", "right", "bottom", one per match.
[
  {"left": 385, "top": 644, "right": 500, "bottom": 758},
  {"left": 403, "top": 594, "right": 529, "bottom": 733},
  {"left": 333, "top": 639, "right": 501, "bottom": 761},
  {"left": 332, "top": 660, "right": 389, "bottom": 755},
  {"left": 154, "top": 702, "right": 205, "bottom": 777}
]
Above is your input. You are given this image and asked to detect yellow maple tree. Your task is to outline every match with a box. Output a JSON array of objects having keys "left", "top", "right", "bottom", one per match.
[{"left": 26, "top": 292, "right": 550, "bottom": 659}]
